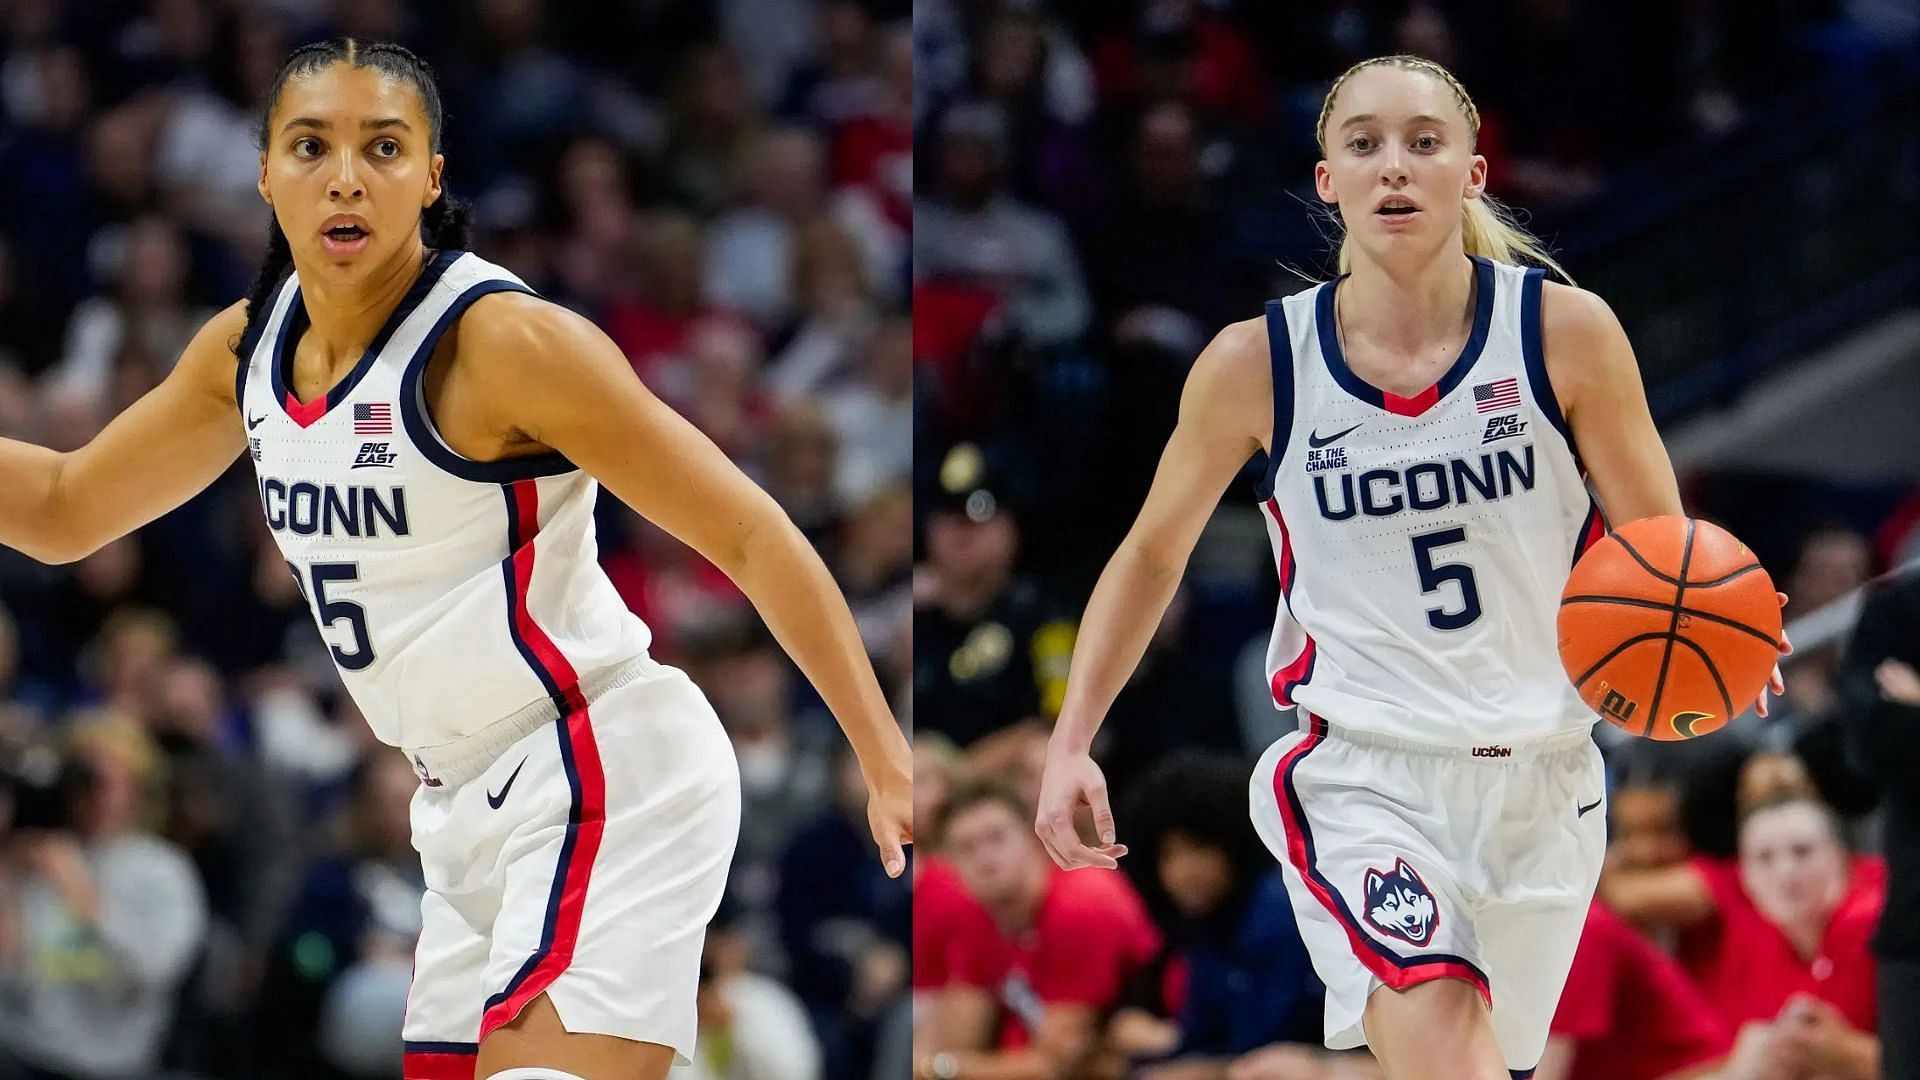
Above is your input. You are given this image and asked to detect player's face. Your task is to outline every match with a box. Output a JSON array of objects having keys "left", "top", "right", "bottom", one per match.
[
  {"left": 257, "top": 62, "right": 444, "bottom": 274},
  {"left": 1739, "top": 803, "right": 1849, "bottom": 929},
  {"left": 946, "top": 799, "right": 1039, "bottom": 906},
  {"left": 1158, "top": 832, "right": 1233, "bottom": 918},
  {"left": 1315, "top": 66, "right": 1486, "bottom": 264}
]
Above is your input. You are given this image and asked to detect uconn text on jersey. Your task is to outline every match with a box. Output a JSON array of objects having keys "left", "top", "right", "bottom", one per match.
[
  {"left": 258, "top": 476, "right": 411, "bottom": 538},
  {"left": 1312, "top": 444, "right": 1536, "bottom": 521}
]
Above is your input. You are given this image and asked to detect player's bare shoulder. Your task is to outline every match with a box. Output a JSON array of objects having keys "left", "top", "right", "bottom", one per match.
[
  {"left": 449, "top": 289, "right": 616, "bottom": 391},
  {"left": 175, "top": 299, "right": 254, "bottom": 408},
  {"left": 1538, "top": 280, "right": 1637, "bottom": 417},
  {"left": 1184, "top": 314, "right": 1274, "bottom": 455}
]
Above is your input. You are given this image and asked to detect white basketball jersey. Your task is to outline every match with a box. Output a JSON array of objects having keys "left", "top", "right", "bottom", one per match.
[
  {"left": 236, "top": 250, "right": 651, "bottom": 755},
  {"left": 1257, "top": 256, "right": 1608, "bottom": 746}
]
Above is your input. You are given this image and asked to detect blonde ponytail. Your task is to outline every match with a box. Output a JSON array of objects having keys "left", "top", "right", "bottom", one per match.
[{"left": 1319, "top": 54, "right": 1572, "bottom": 285}]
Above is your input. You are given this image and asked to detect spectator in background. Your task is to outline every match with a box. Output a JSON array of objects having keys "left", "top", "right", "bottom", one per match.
[
  {"left": 45, "top": 215, "right": 211, "bottom": 417},
  {"left": 768, "top": 217, "right": 881, "bottom": 405},
  {"left": 1772, "top": 524, "right": 1875, "bottom": 726},
  {"left": 761, "top": 401, "right": 843, "bottom": 546},
  {"left": 778, "top": 749, "right": 911, "bottom": 1080},
  {"left": 835, "top": 482, "right": 913, "bottom": 668},
  {"left": 914, "top": 445, "right": 1076, "bottom": 751},
  {"left": 1540, "top": 902, "right": 1741, "bottom": 1080},
  {"left": 913, "top": 102, "right": 1090, "bottom": 349},
  {"left": 1836, "top": 569, "right": 1920, "bottom": 1075},
  {"left": 0, "top": 717, "right": 208, "bottom": 1080},
  {"left": 685, "top": 616, "right": 835, "bottom": 929},
  {"left": 254, "top": 749, "right": 422, "bottom": 1080},
  {"left": 820, "top": 315, "right": 912, "bottom": 506},
  {"left": 1119, "top": 754, "right": 1323, "bottom": 1080},
  {"left": 689, "top": 898, "right": 823, "bottom": 1080},
  {"left": 706, "top": 127, "right": 832, "bottom": 328},
  {"left": 914, "top": 777, "right": 1159, "bottom": 1080},
  {"left": 1613, "top": 793, "right": 1882, "bottom": 1076},
  {"left": 1078, "top": 100, "right": 1241, "bottom": 345},
  {"left": 664, "top": 42, "right": 764, "bottom": 214}
]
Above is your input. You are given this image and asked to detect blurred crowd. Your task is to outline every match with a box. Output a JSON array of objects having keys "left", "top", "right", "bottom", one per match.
[
  {"left": 910, "top": 2, "right": 1920, "bottom": 1079},
  {"left": 0, "top": 1, "right": 910, "bottom": 1079}
]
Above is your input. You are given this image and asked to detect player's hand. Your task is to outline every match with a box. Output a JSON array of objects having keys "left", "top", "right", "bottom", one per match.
[
  {"left": 1876, "top": 658, "right": 1920, "bottom": 705},
  {"left": 1755, "top": 591, "right": 1792, "bottom": 718},
  {"left": 864, "top": 759, "right": 913, "bottom": 879},
  {"left": 1034, "top": 744, "right": 1126, "bottom": 869}
]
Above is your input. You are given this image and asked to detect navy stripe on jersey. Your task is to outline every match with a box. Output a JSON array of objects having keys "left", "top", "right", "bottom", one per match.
[
  {"left": 233, "top": 277, "right": 289, "bottom": 416},
  {"left": 397, "top": 280, "right": 579, "bottom": 483},
  {"left": 269, "top": 249, "right": 459, "bottom": 420},
  {"left": 1255, "top": 298, "right": 1296, "bottom": 501},
  {"left": 500, "top": 485, "right": 569, "bottom": 716},
  {"left": 1315, "top": 255, "right": 1497, "bottom": 416},
  {"left": 1519, "top": 267, "right": 1577, "bottom": 455}
]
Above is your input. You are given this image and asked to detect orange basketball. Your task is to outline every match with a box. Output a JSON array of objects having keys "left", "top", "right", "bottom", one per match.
[{"left": 1557, "top": 515, "right": 1781, "bottom": 740}]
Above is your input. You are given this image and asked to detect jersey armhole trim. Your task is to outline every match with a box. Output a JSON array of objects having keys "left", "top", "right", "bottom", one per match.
[
  {"left": 1519, "top": 268, "right": 1577, "bottom": 458},
  {"left": 1256, "top": 298, "right": 1295, "bottom": 500},
  {"left": 232, "top": 275, "right": 293, "bottom": 415},
  {"left": 399, "top": 280, "right": 580, "bottom": 484}
]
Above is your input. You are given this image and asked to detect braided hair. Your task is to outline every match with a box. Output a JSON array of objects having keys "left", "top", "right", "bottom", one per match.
[
  {"left": 1314, "top": 54, "right": 1571, "bottom": 283},
  {"left": 236, "top": 38, "right": 473, "bottom": 355}
]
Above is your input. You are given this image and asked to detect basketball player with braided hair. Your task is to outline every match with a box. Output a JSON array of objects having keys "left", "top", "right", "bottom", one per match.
[
  {"left": 0, "top": 39, "right": 911, "bottom": 1080},
  {"left": 1035, "top": 55, "right": 1788, "bottom": 1079}
]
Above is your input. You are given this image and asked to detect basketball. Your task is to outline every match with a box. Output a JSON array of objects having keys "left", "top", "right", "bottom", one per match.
[{"left": 1558, "top": 515, "right": 1781, "bottom": 740}]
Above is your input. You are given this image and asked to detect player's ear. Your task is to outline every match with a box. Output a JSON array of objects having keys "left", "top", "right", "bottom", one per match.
[
  {"left": 258, "top": 151, "right": 271, "bottom": 204},
  {"left": 424, "top": 152, "right": 444, "bottom": 210},
  {"left": 1314, "top": 160, "right": 1337, "bottom": 206},
  {"left": 1463, "top": 153, "right": 1487, "bottom": 202}
]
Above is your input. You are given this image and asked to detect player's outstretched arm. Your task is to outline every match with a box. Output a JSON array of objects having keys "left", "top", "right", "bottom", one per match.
[
  {"left": 0, "top": 301, "right": 249, "bottom": 564},
  {"left": 462, "top": 292, "right": 912, "bottom": 876},
  {"left": 1037, "top": 317, "right": 1270, "bottom": 870}
]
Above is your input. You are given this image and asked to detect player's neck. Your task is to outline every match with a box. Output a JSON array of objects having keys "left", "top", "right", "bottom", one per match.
[
  {"left": 1338, "top": 249, "right": 1475, "bottom": 357},
  {"left": 296, "top": 242, "right": 432, "bottom": 367}
]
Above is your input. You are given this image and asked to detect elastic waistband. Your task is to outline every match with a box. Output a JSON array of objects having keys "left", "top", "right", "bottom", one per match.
[
  {"left": 1303, "top": 712, "right": 1595, "bottom": 760},
  {"left": 404, "top": 654, "right": 658, "bottom": 788}
]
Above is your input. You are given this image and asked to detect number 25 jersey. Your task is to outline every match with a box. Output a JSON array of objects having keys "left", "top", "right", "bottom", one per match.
[
  {"left": 236, "top": 250, "right": 651, "bottom": 755},
  {"left": 1257, "top": 256, "right": 1608, "bottom": 746}
]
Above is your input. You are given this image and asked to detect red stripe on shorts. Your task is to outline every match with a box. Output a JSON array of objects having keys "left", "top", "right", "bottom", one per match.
[
  {"left": 1271, "top": 715, "right": 1491, "bottom": 1005},
  {"left": 403, "top": 1049, "right": 476, "bottom": 1080}
]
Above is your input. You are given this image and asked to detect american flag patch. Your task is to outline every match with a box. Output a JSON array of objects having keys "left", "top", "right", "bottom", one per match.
[
  {"left": 353, "top": 402, "right": 392, "bottom": 434},
  {"left": 1473, "top": 377, "right": 1522, "bottom": 413}
]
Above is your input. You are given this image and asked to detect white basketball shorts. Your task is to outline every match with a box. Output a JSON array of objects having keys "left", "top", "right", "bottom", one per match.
[
  {"left": 1248, "top": 712, "right": 1605, "bottom": 1077},
  {"left": 400, "top": 657, "right": 741, "bottom": 1078}
]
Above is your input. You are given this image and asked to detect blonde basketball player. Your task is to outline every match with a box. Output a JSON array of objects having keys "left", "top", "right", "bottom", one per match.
[
  {"left": 0, "top": 40, "right": 911, "bottom": 1080},
  {"left": 1035, "top": 56, "right": 1788, "bottom": 1080}
]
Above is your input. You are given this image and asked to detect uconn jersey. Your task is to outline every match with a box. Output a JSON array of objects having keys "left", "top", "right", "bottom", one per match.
[
  {"left": 1256, "top": 256, "right": 1608, "bottom": 746},
  {"left": 236, "top": 250, "right": 650, "bottom": 762}
]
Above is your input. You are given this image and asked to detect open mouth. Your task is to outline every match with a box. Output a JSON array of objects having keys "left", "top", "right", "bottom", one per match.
[
  {"left": 1377, "top": 202, "right": 1420, "bottom": 217},
  {"left": 325, "top": 224, "right": 368, "bottom": 241}
]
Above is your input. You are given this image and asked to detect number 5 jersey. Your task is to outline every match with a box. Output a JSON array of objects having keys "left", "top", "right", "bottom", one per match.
[
  {"left": 1255, "top": 255, "right": 1610, "bottom": 746},
  {"left": 235, "top": 249, "right": 652, "bottom": 773}
]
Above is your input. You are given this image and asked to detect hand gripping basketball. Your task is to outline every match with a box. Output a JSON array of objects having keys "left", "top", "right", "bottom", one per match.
[{"left": 1034, "top": 747, "right": 1128, "bottom": 870}]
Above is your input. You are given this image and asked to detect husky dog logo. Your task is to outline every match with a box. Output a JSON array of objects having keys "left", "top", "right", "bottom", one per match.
[{"left": 1363, "top": 857, "right": 1439, "bottom": 946}]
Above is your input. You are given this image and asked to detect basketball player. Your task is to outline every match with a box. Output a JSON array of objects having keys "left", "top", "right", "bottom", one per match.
[
  {"left": 1034, "top": 55, "right": 1790, "bottom": 1080},
  {"left": 0, "top": 41, "right": 911, "bottom": 1080}
]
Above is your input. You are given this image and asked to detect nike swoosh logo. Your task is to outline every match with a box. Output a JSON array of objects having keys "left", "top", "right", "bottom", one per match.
[
  {"left": 486, "top": 756, "right": 528, "bottom": 810},
  {"left": 1307, "top": 422, "right": 1364, "bottom": 448},
  {"left": 1577, "top": 797, "right": 1603, "bottom": 817},
  {"left": 246, "top": 413, "right": 268, "bottom": 430}
]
